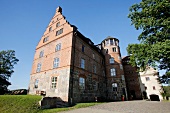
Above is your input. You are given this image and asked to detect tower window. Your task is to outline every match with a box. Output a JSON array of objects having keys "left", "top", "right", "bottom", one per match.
[
  {"left": 112, "top": 47, "right": 117, "bottom": 52},
  {"left": 110, "top": 39, "right": 113, "bottom": 45},
  {"left": 153, "top": 86, "right": 156, "bottom": 90},
  {"left": 112, "top": 83, "right": 117, "bottom": 91}
]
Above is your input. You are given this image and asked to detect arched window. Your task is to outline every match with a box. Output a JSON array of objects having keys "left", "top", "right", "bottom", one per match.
[{"left": 109, "top": 57, "right": 114, "bottom": 64}]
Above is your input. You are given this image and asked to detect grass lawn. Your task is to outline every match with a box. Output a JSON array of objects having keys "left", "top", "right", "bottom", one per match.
[{"left": 0, "top": 95, "right": 103, "bottom": 113}]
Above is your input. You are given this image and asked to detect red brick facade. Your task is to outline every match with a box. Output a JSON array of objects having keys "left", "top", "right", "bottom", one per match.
[{"left": 29, "top": 7, "right": 142, "bottom": 104}]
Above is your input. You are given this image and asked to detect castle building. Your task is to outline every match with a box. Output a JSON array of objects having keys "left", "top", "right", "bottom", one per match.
[
  {"left": 28, "top": 7, "right": 144, "bottom": 103},
  {"left": 139, "top": 67, "right": 163, "bottom": 101}
]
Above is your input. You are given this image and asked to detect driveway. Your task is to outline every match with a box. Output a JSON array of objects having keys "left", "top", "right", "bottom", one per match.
[{"left": 61, "top": 100, "right": 170, "bottom": 113}]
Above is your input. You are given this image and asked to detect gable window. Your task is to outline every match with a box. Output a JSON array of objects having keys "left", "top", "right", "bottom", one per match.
[
  {"left": 80, "top": 58, "right": 85, "bottom": 69},
  {"left": 93, "top": 65, "right": 96, "bottom": 73},
  {"left": 82, "top": 45, "right": 85, "bottom": 52},
  {"left": 51, "top": 77, "right": 57, "bottom": 88},
  {"left": 34, "top": 79, "right": 39, "bottom": 88},
  {"left": 112, "top": 83, "right": 118, "bottom": 91},
  {"left": 111, "top": 68, "right": 116, "bottom": 76},
  {"left": 56, "top": 22, "right": 60, "bottom": 27},
  {"left": 43, "top": 36, "right": 49, "bottom": 43},
  {"left": 79, "top": 77, "right": 85, "bottom": 89},
  {"left": 55, "top": 43, "right": 61, "bottom": 51},
  {"left": 36, "top": 63, "right": 41, "bottom": 72},
  {"left": 109, "top": 57, "right": 114, "bottom": 64},
  {"left": 145, "top": 77, "right": 150, "bottom": 81},
  {"left": 56, "top": 28, "right": 63, "bottom": 36},
  {"left": 53, "top": 58, "right": 59, "bottom": 68},
  {"left": 39, "top": 51, "right": 44, "bottom": 58},
  {"left": 49, "top": 27, "right": 52, "bottom": 32}
]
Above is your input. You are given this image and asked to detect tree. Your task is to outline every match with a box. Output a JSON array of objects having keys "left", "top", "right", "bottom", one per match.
[
  {"left": 160, "top": 71, "right": 170, "bottom": 84},
  {"left": 127, "top": 0, "right": 170, "bottom": 71},
  {"left": 0, "top": 50, "right": 19, "bottom": 94}
]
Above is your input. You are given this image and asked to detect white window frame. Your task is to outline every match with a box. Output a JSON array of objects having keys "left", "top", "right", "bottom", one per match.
[
  {"left": 79, "top": 77, "right": 85, "bottom": 90},
  {"left": 55, "top": 43, "right": 61, "bottom": 51},
  {"left": 36, "top": 63, "right": 41, "bottom": 72},
  {"left": 112, "top": 83, "right": 118, "bottom": 91},
  {"left": 34, "top": 79, "right": 39, "bottom": 88},
  {"left": 39, "top": 50, "right": 44, "bottom": 58},
  {"left": 53, "top": 58, "right": 59, "bottom": 68},
  {"left": 111, "top": 68, "right": 116, "bottom": 76},
  {"left": 51, "top": 77, "right": 57, "bottom": 88},
  {"left": 81, "top": 58, "right": 85, "bottom": 69}
]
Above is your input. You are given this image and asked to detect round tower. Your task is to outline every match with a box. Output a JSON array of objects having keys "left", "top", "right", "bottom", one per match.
[{"left": 101, "top": 36, "right": 127, "bottom": 101}]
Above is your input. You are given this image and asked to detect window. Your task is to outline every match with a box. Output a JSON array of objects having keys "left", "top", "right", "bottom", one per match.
[
  {"left": 56, "top": 28, "right": 63, "bottom": 36},
  {"left": 80, "top": 58, "right": 85, "bottom": 69},
  {"left": 111, "top": 68, "right": 116, "bottom": 76},
  {"left": 120, "top": 64, "right": 123, "bottom": 69},
  {"left": 55, "top": 43, "right": 61, "bottom": 51},
  {"left": 43, "top": 36, "right": 49, "bottom": 43},
  {"left": 110, "top": 39, "right": 113, "bottom": 45},
  {"left": 118, "top": 56, "right": 121, "bottom": 60},
  {"left": 121, "top": 75, "right": 125, "bottom": 80},
  {"left": 51, "top": 77, "right": 57, "bottom": 88},
  {"left": 92, "top": 53, "right": 95, "bottom": 59},
  {"left": 39, "top": 51, "right": 44, "bottom": 58},
  {"left": 56, "top": 22, "right": 60, "bottom": 27},
  {"left": 79, "top": 77, "right": 85, "bottom": 89},
  {"left": 112, "top": 83, "right": 118, "bottom": 91},
  {"left": 145, "top": 77, "right": 150, "bottom": 81},
  {"left": 93, "top": 80, "right": 98, "bottom": 90},
  {"left": 36, "top": 63, "right": 41, "bottom": 72},
  {"left": 49, "top": 27, "right": 52, "bottom": 32},
  {"left": 106, "top": 49, "right": 108, "bottom": 53},
  {"left": 82, "top": 45, "right": 85, "bottom": 52},
  {"left": 34, "top": 79, "right": 39, "bottom": 88},
  {"left": 93, "top": 65, "right": 96, "bottom": 73},
  {"left": 53, "top": 58, "right": 59, "bottom": 68},
  {"left": 153, "top": 86, "right": 156, "bottom": 90},
  {"left": 106, "top": 40, "right": 109, "bottom": 45},
  {"left": 112, "top": 47, "right": 116, "bottom": 52},
  {"left": 109, "top": 57, "right": 114, "bottom": 64},
  {"left": 103, "top": 70, "right": 105, "bottom": 76}
]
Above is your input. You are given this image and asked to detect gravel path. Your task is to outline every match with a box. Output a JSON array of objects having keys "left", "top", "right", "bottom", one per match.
[{"left": 61, "top": 100, "right": 170, "bottom": 113}]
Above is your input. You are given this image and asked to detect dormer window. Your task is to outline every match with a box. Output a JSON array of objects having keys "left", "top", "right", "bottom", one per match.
[{"left": 43, "top": 36, "right": 49, "bottom": 43}]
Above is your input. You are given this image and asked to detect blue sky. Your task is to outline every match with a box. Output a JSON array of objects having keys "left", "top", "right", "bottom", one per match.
[{"left": 0, "top": 0, "right": 147, "bottom": 90}]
